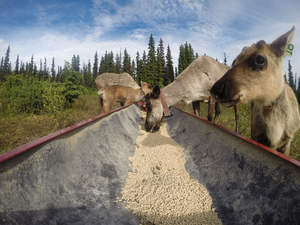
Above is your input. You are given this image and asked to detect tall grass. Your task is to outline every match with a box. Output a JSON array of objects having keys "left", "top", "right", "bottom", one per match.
[{"left": 1, "top": 92, "right": 300, "bottom": 162}]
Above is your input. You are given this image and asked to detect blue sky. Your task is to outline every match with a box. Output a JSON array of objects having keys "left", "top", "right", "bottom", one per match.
[{"left": 1, "top": 0, "right": 300, "bottom": 77}]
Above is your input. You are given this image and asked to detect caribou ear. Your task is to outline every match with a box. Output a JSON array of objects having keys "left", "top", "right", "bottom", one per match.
[
  {"left": 270, "top": 26, "right": 295, "bottom": 57},
  {"left": 153, "top": 85, "right": 161, "bottom": 98}
]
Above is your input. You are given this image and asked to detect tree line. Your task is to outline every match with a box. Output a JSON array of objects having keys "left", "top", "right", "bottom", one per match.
[
  {"left": 1, "top": 34, "right": 298, "bottom": 102},
  {"left": 0, "top": 34, "right": 200, "bottom": 88}
]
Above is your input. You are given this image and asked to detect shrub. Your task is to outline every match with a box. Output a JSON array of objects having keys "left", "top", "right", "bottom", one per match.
[
  {"left": 42, "top": 82, "right": 66, "bottom": 114},
  {"left": 1, "top": 75, "right": 44, "bottom": 114},
  {"left": 62, "top": 81, "right": 87, "bottom": 106},
  {"left": 0, "top": 74, "right": 87, "bottom": 115}
]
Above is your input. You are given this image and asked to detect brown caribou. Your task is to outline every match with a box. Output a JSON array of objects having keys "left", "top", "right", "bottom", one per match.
[
  {"left": 144, "top": 55, "right": 239, "bottom": 133},
  {"left": 98, "top": 81, "right": 153, "bottom": 114},
  {"left": 210, "top": 26, "right": 300, "bottom": 156},
  {"left": 95, "top": 72, "right": 140, "bottom": 107},
  {"left": 95, "top": 72, "right": 140, "bottom": 90}
]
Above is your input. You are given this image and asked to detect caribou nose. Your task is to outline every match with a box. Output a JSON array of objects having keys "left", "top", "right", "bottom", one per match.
[{"left": 210, "top": 82, "right": 225, "bottom": 100}]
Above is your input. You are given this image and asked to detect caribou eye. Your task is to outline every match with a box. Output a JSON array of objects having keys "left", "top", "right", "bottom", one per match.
[
  {"left": 250, "top": 55, "right": 267, "bottom": 71},
  {"left": 255, "top": 55, "right": 265, "bottom": 66}
]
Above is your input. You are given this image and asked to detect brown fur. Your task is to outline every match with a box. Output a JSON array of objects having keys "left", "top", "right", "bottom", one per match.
[
  {"left": 144, "top": 86, "right": 163, "bottom": 132},
  {"left": 98, "top": 81, "right": 153, "bottom": 114},
  {"left": 210, "top": 26, "right": 300, "bottom": 155}
]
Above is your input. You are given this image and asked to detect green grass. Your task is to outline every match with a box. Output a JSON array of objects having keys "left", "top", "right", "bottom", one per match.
[{"left": 1, "top": 92, "right": 300, "bottom": 162}]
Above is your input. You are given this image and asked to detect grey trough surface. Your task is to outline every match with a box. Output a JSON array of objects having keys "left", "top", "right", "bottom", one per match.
[
  {"left": 166, "top": 107, "right": 300, "bottom": 225},
  {"left": 0, "top": 104, "right": 141, "bottom": 225},
  {"left": 1, "top": 104, "right": 300, "bottom": 225}
]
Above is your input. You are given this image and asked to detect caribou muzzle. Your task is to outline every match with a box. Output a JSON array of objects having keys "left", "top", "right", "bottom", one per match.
[{"left": 210, "top": 80, "right": 242, "bottom": 107}]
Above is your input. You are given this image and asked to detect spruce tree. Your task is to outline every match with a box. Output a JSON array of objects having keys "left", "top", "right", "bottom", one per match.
[
  {"left": 136, "top": 51, "right": 142, "bottom": 84},
  {"left": 76, "top": 55, "right": 80, "bottom": 72},
  {"left": 3, "top": 45, "right": 11, "bottom": 72},
  {"left": 165, "top": 45, "right": 174, "bottom": 84},
  {"left": 294, "top": 72, "right": 297, "bottom": 91},
  {"left": 115, "top": 53, "right": 122, "bottom": 74},
  {"left": 146, "top": 46, "right": 156, "bottom": 85},
  {"left": 148, "top": 34, "right": 155, "bottom": 52},
  {"left": 297, "top": 77, "right": 300, "bottom": 103},
  {"left": 122, "top": 48, "right": 131, "bottom": 74},
  {"left": 131, "top": 59, "right": 136, "bottom": 80},
  {"left": 146, "top": 34, "right": 158, "bottom": 85},
  {"left": 288, "top": 60, "right": 295, "bottom": 91},
  {"left": 43, "top": 57, "right": 48, "bottom": 80},
  {"left": 28, "top": 55, "right": 34, "bottom": 74},
  {"left": 106, "top": 51, "right": 115, "bottom": 73},
  {"left": 159, "top": 38, "right": 166, "bottom": 85},
  {"left": 141, "top": 51, "right": 147, "bottom": 85},
  {"left": 71, "top": 55, "right": 80, "bottom": 72},
  {"left": 188, "top": 43, "right": 195, "bottom": 62},
  {"left": 33, "top": 62, "right": 37, "bottom": 76},
  {"left": 0, "top": 57, "right": 3, "bottom": 70},
  {"left": 156, "top": 47, "right": 163, "bottom": 85},
  {"left": 56, "top": 65, "right": 62, "bottom": 82},
  {"left": 87, "top": 60, "right": 93, "bottom": 87},
  {"left": 185, "top": 42, "right": 192, "bottom": 66},
  {"left": 39, "top": 59, "right": 43, "bottom": 81},
  {"left": 178, "top": 45, "right": 186, "bottom": 74},
  {"left": 51, "top": 57, "right": 56, "bottom": 80},
  {"left": 15, "top": 55, "right": 19, "bottom": 74},
  {"left": 98, "top": 55, "right": 105, "bottom": 75},
  {"left": 20, "top": 61, "right": 25, "bottom": 74},
  {"left": 93, "top": 51, "right": 99, "bottom": 78}
]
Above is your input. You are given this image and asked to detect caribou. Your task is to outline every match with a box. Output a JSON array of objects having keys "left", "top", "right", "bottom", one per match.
[
  {"left": 95, "top": 72, "right": 140, "bottom": 90},
  {"left": 144, "top": 55, "right": 239, "bottom": 133},
  {"left": 210, "top": 26, "right": 300, "bottom": 156},
  {"left": 95, "top": 72, "right": 140, "bottom": 107},
  {"left": 98, "top": 81, "right": 153, "bottom": 114}
]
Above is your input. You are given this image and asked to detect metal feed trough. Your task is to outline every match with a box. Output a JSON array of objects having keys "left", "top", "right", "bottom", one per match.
[{"left": 0, "top": 103, "right": 300, "bottom": 225}]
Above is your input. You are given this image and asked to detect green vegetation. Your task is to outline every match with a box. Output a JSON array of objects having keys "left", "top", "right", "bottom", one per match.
[
  {"left": 0, "top": 74, "right": 86, "bottom": 115},
  {"left": 0, "top": 91, "right": 99, "bottom": 154}
]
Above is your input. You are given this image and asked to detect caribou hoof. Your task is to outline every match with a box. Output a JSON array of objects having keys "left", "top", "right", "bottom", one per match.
[{"left": 164, "top": 111, "right": 174, "bottom": 118}]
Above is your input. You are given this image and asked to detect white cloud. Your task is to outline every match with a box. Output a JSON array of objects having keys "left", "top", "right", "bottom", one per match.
[{"left": 1, "top": 0, "right": 300, "bottom": 76}]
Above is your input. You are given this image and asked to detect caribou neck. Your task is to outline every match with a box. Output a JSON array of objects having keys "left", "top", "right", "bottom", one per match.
[
  {"left": 262, "top": 88, "right": 285, "bottom": 112},
  {"left": 162, "top": 83, "right": 186, "bottom": 107}
]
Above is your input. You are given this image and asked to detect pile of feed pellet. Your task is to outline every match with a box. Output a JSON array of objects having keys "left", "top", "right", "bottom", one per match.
[{"left": 120, "top": 113, "right": 222, "bottom": 225}]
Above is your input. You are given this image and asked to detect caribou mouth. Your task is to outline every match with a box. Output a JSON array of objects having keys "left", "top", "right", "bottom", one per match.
[{"left": 219, "top": 94, "right": 243, "bottom": 107}]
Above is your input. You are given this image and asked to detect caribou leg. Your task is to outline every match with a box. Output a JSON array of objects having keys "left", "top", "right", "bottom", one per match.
[
  {"left": 192, "top": 101, "right": 200, "bottom": 116},
  {"left": 99, "top": 97, "right": 104, "bottom": 114},
  {"left": 234, "top": 104, "right": 239, "bottom": 133},
  {"left": 207, "top": 100, "right": 215, "bottom": 122},
  {"left": 213, "top": 101, "right": 220, "bottom": 123}
]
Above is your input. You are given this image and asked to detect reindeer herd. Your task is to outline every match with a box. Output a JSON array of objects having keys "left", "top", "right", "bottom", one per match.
[{"left": 96, "top": 26, "right": 299, "bottom": 157}]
